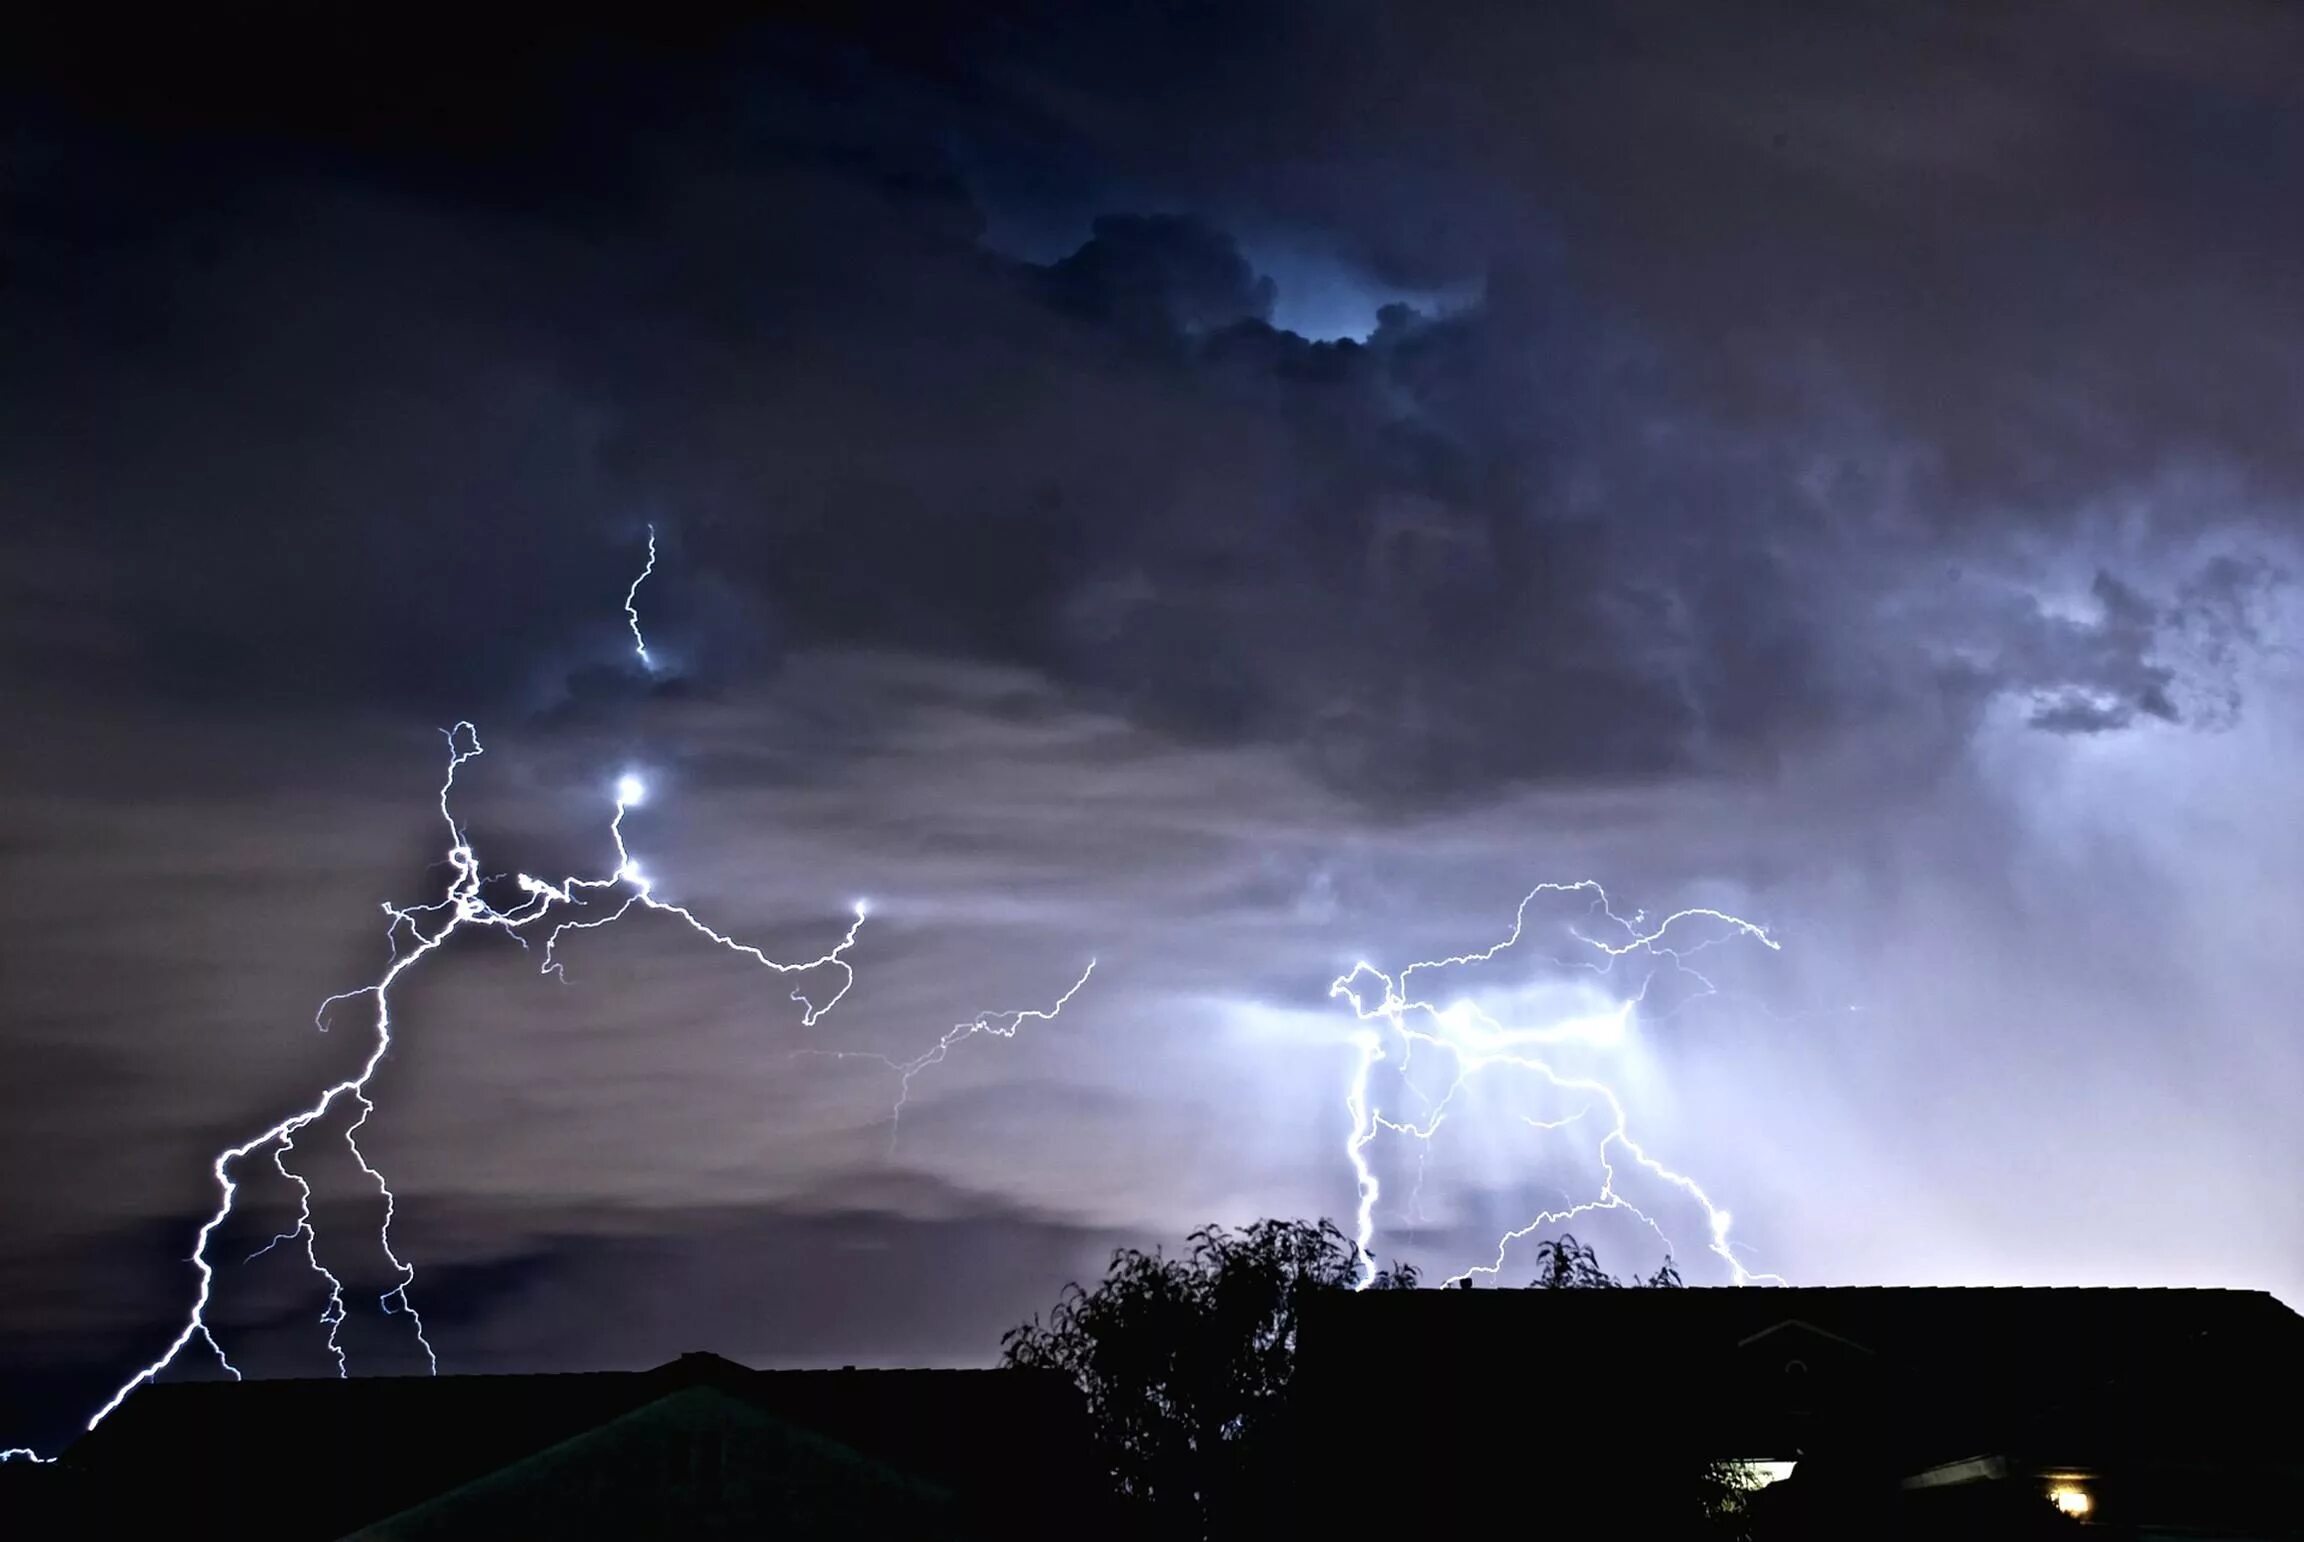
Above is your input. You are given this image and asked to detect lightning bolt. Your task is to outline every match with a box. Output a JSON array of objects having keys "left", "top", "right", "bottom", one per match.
[
  {"left": 624, "top": 522, "right": 658, "bottom": 671},
  {"left": 801, "top": 960, "right": 1098, "bottom": 1153},
  {"left": 518, "top": 771, "right": 866, "bottom": 1026},
  {"left": 25, "top": 529, "right": 871, "bottom": 1452},
  {"left": 1332, "top": 880, "right": 1784, "bottom": 1290}
]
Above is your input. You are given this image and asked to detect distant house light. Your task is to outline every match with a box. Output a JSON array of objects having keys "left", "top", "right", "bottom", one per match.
[
  {"left": 1743, "top": 1461, "right": 1796, "bottom": 1487},
  {"left": 2048, "top": 1484, "right": 2092, "bottom": 1517}
]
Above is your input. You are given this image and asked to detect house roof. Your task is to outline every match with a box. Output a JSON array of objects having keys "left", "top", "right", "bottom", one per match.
[
  {"left": 60, "top": 1352, "right": 1098, "bottom": 1540},
  {"left": 343, "top": 1383, "right": 967, "bottom": 1540},
  {"left": 1294, "top": 1286, "right": 2304, "bottom": 1460},
  {"left": 1309, "top": 1283, "right": 2300, "bottom": 1352}
]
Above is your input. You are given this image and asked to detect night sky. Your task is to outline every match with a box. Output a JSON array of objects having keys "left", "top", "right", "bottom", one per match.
[{"left": 6, "top": 2, "right": 2303, "bottom": 1451}]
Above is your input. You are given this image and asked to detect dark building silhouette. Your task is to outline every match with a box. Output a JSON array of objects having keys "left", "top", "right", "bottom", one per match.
[
  {"left": 1292, "top": 1285, "right": 2304, "bottom": 1540},
  {"left": 13, "top": 1352, "right": 1102, "bottom": 1538},
  {"left": 13, "top": 1288, "right": 2301, "bottom": 1538}
]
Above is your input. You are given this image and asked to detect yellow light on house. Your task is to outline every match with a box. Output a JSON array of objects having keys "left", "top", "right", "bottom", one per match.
[{"left": 2048, "top": 1484, "right": 2092, "bottom": 1518}]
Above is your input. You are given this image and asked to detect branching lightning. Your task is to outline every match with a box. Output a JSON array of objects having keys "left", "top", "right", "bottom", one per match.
[
  {"left": 800, "top": 961, "right": 1099, "bottom": 1153},
  {"left": 516, "top": 771, "right": 867, "bottom": 1026},
  {"left": 1332, "top": 881, "right": 1784, "bottom": 1289},
  {"left": 72, "top": 727, "right": 869, "bottom": 1434},
  {"left": 30, "top": 528, "right": 901, "bottom": 1452}
]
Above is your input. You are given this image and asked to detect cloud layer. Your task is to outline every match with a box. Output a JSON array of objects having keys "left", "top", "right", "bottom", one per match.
[{"left": 4, "top": 0, "right": 2301, "bottom": 1450}]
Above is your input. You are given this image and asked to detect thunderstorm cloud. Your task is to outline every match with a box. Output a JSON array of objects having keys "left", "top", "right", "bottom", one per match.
[{"left": 2, "top": 1, "right": 2301, "bottom": 1449}]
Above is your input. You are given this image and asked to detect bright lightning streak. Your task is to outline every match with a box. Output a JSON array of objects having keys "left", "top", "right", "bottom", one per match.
[
  {"left": 521, "top": 777, "right": 865, "bottom": 1025},
  {"left": 33, "top": 536, "right": 872, "bottom": 1455},
  {"left": 1332, "top": 880, "right": 1783, "bottom": 1290},
  {"left": 625, "top": 523, "right": 658, "bottom": 671},
  {"left": 243, "top": 1133, "right": 349, "bottom": 1377},
  {"left": 802, "top": 961, "right": 1099, "bottom": 1152}
]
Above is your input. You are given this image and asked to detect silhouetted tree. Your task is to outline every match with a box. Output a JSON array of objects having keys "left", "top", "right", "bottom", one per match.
[
  {"left": 1002, "top": 1217, "right": 1413, "bottom": 1537},
  {"left": 1525, "top": 1231, "right": 1685, "bottom": 1289},
  {"left": 1010, "top": 1220, "right": 1767, "bottom": 1538}
]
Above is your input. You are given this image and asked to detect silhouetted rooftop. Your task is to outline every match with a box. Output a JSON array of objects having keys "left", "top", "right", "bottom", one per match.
[
  {"left": 1299, "top": 1285, "right": 2304, "bottom": 1457},
  {"left": 52, "top": 1351, "right": 1099, "bottom": 1539},
  {"left": 1313, "top": 1282, "right": 2301, "bottom": 1346},
  {"left": 1292, "top": 1285, "right": 2304, "bottom": 1537}
]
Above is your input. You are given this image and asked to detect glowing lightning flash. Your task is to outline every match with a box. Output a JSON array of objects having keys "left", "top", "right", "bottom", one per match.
[
  {"left": 518, "top": 772, "right": 867, "bottom": 1027},
  {"left": 72, "top": 726, "right": 870, "bottom": 1436},
  {"left": 625, "top": 523, "right": 658, "bottom": 671},
  {"left": 40, "top": 530, "right": 876, "bottom": 1451},
  {"left": 1332, "top": 881, "right": 1784, "bottom": 1290}
]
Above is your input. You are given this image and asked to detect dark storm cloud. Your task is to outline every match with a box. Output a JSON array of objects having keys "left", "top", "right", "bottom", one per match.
[
  {"left": 7, "top": 1, "right": 2289, "bottom": 807},
  {"left": 949, "top": 0, "right": 2304, "bottom": 487}
]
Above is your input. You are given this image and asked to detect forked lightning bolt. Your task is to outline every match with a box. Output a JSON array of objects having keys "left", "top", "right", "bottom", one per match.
[
  {"left": 1333, "top": 880, "right": 1784, "bottom": 1289},
  {"left": 800, "top": 961, "right": 1098, "bottom": 1153},
  {"left": 517, "top": 770, "right": 867, "bottom": 1027},
  {"left": 71, "top": 730, "right": 866, "bottom": 1434},
  {"left": 19, "top": 531, "right": 887, "bottom": 1454}
]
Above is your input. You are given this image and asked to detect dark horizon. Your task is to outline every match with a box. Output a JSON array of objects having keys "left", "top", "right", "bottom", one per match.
[{"left": 6, "top": 0, "right": 2303, "bottom": 1458}]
